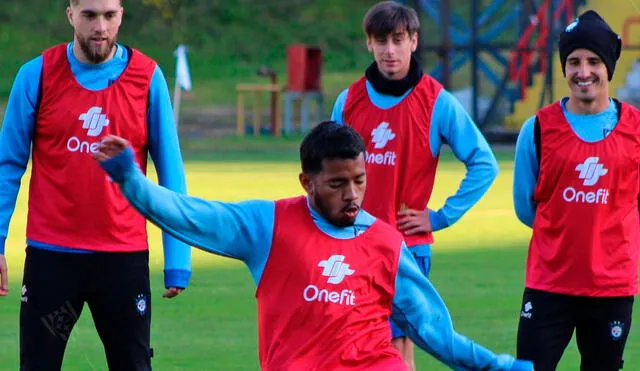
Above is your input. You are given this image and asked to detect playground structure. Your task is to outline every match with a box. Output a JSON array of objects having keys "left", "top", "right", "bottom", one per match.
[
  {"left": 406, "top": 0, "right": 579, "bottom": 133},
  {"left": 236, "top": 0, "right": 640, "bottom": 137},
  {"left": 410, "top": 0, "right": 640, "bottom": 135}
]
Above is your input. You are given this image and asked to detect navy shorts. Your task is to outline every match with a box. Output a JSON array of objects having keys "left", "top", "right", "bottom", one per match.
[
  {"left": 20, "top": 246, "right": 153, "bottom": 371},
  {"left": 517, "top": 288, "right": 633, "bottom": 371}
]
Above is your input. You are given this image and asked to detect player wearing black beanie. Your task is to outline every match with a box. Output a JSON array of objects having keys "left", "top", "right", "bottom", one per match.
[{"left": 513, "top": 9, "right": 640, "bottom": 371}]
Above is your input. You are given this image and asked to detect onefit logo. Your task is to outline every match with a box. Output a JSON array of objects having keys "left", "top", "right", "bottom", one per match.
[
  {"left": 318, "top": 255, "right": 355, "bottom": 284},
  {"left": 371, "top": 121, "right": 395, "bottom": 149},
  {"left": 367, "top": 122, "right": 397, "bottom": 166},
  {"left": 563, "top": 156, "right": 610, "bottom": 205},
  {"left": 67, "top": 107, "right": 110, "bottom": 153},
  {"left": 575, "top": 156, "right": 607, "bottom": 186},
  {"left": 79, "top": 106, "right": 109, "bottom": 137},
  {"left": 302, "top": 255, "right": 356, "bottom": 306}
]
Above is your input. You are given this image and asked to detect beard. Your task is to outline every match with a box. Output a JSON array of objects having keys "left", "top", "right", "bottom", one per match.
[
  {"left": 313, "top": 193, "right": 357, "bottom": 228},
  {"left": 574, "top": 86, "right": 597, "bottom": 105},
  {"left": 77, "top": 33, "right": 117, "bottom": 63},
  {"left": 578, "top": 96, "right": 596, "bottom": 104}
]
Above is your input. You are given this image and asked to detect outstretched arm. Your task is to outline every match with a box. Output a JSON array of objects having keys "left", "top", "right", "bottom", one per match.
[
  {"left": 391, "top": 247, "right": 533, "bottom": 371},
  {"left": 93, "top": 136, "right": 274, "bottom": 284}
]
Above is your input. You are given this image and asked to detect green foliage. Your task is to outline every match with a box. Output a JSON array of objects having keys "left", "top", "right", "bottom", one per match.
[
  {"left": 0, "top": 0, "right": 377, "bottom": 102},
  {"left": 140, "top": 0, "right": 178, "bottom": 20},
  {"left": 0, "top": 1, "right": 523, "bottom": 107}
]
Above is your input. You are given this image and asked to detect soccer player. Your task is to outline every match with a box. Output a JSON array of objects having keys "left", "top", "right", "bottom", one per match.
[
  {"left": 93, "top": 122, "right": 533, "bottom": 371},
  {"left": 330, "top": 2, "right": 499, "bottom": 367},
  {"left": 0, "top": 0, "right": 191, "bottom": 369},
  {"left": 513, "top": 10, "right": 637, "bottom": 371}
]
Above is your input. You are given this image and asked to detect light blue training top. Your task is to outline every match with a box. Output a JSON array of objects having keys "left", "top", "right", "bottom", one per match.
[
  {"left": 513, "top": 98, "right": 618, "bottom": 227},
  {"left": 96, "top": 146, "right": 533, "bottom": 371},
  {"left": 0, "top": 43, "right": 191, "bottom": 288},
  {"left": 331, "top": 80, "right": 499, "bottom": 257}
]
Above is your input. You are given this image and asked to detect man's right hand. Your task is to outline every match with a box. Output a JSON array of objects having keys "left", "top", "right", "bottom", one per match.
[
  {"left": 0, "top": 254, "right": 8, "bottom": 296},
  {"left": 93, "top": 135, "right": 131, "bottom": 162},
  {"left": 93, "top": 135, "right": 136, "bottom": 183}
]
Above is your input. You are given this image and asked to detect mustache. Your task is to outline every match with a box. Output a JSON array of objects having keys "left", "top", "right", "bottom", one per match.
[
  {"left": 341, "top": 203, "right": 360, "bottom": 213},
  {"left": 572, "top": 75, "right": 598, "bottom": 83}
]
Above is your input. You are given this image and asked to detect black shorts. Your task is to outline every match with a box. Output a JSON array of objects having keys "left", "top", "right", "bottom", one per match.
[
  {"left": 20, "top": 246, "right": 152, "bottom": 371},
  {"left": 517, "top": 288, "right": 633, "bottom": 371}
]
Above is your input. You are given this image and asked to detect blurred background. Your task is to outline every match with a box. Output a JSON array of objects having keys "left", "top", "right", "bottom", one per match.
[
  {"left": 3, "top": 0, "right": 640, "bottom": 141},
  {"left": 2, "top": 1, "right": 640, "bottom": 370}
]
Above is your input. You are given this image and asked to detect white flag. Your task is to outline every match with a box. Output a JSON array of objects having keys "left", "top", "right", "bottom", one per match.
[{"left": 174, "top": 44, "right": 192, "bottom": 91}]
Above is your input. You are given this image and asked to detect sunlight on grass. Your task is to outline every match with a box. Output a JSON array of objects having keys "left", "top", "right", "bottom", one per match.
[
  {"left": 4, "top": 149, "right": 529, "bottom": 279},
  {"left": 2, "top": 148, "right": 637, "bottom": 370}
]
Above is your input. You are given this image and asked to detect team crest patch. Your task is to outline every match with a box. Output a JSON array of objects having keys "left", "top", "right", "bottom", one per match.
[
  {"left": 610, "top": 321, "right": 624, "bottom": 340},
  {"left": 135, "top": 294, "right": 148, "bottom": 316}
]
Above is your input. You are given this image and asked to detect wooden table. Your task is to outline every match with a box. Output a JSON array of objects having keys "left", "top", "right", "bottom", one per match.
[{"left": 236, "top": 83, "right": 282, "bottom": 136}]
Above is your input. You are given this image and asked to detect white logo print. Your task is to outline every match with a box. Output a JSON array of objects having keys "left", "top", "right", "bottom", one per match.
[
  {"left": 575, "top": 156, "right": 608, "bottom": 186},
  {"left": 520, "top": 301, "right": 533, "bottom": 319},
  {"left": 302, "top": 255, "right": 356, "bottom": 306},
  {"left": 318, "top": 255, "right": 355, "bottom": 284},
  {"left": 67, "top": 107, "right": 109, "bottom": 153},
  {"left": 371, "top": 122, "right": 395, "bottom": 149},
  {"left": 366, "top": 122, "right": 397, "bottom": 166},
  {"left": 79, "top": 106, "right": 109, "bottom": 137},
  {"left": 21, "top": 285, "right": 28, "bottom": 303},
  {"left": 562, "top": 156, "right": 610, "bottom": 204}
]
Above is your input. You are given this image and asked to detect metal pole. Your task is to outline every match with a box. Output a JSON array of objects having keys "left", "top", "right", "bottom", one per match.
[
  {"left": 471, "top": 0, "right": 479, "bottom": 123},
  {"left": 257, "top": 66, "right": 279, "bottom": 135},
  {"left": 440, "top": 0, "right": 451, "bottom": 89},
  {"left": 521, "top": 0, "right": 531, "bottom": 37},
  {"left": 409, "top": 0, "right": 423, "bottom": 65}
]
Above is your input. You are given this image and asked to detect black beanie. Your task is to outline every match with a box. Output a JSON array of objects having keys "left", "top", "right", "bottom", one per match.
[{"left": 558, "top": 10, "right": 621, "bottom": 81}]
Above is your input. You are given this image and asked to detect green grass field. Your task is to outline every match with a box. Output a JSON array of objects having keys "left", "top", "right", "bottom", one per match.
[{"left": 0, "top": 143, "right": 638, "bottom": 370}]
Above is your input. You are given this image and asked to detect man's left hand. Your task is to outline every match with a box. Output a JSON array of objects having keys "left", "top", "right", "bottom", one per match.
[
  {"left": 397, "top": 209, "right": 432, "bottom": 236},
  {"left": 163, "top": 287, "right": 184, "bottom": 299}
]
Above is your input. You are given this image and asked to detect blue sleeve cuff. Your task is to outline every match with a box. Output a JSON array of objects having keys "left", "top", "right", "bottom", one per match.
[
  {"left": 99, "top": 147, "right": 137, "bottom": 183},
  {"left": 510, "top": 359, "right": 534, "bottom": 371},
  {"left": 0, "top": 236, "right": 5, "bottom": 254},
  {"left": 164, "top": 269, "right": 191, "bottom": 289},
  {"left": 429, "top": 209, "right": 449, "bottom": 232}
]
